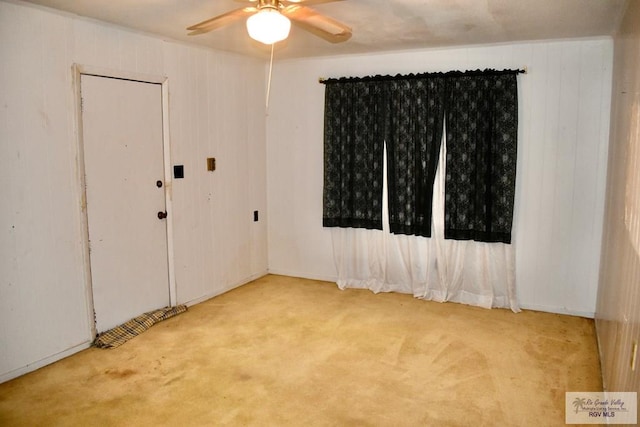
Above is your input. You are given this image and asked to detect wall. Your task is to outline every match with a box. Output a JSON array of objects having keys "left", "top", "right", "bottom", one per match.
[
  {"left": 0, "top": 1, "right": 267, "bottom": 382},
  {"left": 596, "top": 1, "right": 640, "bottom": 393},
  {"left": 266, "top": 39, "right": 612, "bottom": 317}
]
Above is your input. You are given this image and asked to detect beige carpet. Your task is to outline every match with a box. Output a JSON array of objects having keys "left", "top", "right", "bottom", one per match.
[{"left": 0, "top": 275, "right": 601, "bottom": 426}]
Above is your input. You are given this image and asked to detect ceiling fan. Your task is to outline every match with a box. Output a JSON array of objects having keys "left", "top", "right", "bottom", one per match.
[{"left": 187, "top": 0, "right": 352, "bottom": 45}]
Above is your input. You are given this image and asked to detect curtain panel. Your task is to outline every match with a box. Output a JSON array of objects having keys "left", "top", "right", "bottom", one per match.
[
  {"left": 385, "top": 78, "right": 446, "bottom": 237},
  {"left": 444, "top": 73, "right": 518, "bottom": 244},
  {"left": 323, "top": 81, "right": 386, "bottom": 229}
]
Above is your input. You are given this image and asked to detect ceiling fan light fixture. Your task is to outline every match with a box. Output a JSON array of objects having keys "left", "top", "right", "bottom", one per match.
[{"left": 246, "top": 8, "right": 291, "bottom": 45}]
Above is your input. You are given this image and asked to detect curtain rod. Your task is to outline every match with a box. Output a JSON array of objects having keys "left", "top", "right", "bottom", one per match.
[{"left": 318, "top": 67, "right": 528, "bottom": 84}]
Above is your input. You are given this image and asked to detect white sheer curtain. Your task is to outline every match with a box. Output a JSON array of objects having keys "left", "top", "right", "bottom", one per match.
[{"left": 331, "top": 139, "right": 520, "bottom": 312}]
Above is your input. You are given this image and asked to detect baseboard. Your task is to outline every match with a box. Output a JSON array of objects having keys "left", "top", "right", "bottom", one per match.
[
  {"left": 519, "top": 303, "right": 595, "bottom": 318},
  {"left": 266, "top": 268, "right": 338, "bottom": 284},
  {"left": 267, "top": 271, "right": 596, "bottom": 318},
  {"left": 0, "top": 341, "right": 92, "bottom": 384},
  {"left": 183, "top": 270, "right": 269, "bottom": 307},
  {"left": 593, "top": 317, "right": 608, "bottom": 390}
]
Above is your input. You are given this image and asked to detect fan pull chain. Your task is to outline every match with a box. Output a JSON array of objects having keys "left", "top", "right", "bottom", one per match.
[{"left": 266, "top": 43, "right": 275, "bottom": 111}]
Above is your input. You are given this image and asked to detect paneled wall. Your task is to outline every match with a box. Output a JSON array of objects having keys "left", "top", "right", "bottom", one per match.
[
  {"left": 266, "top": 39, "right": 613, "bottom": 317},
  {"left": 0, "top": 1, "right": 267, "bottom": 382},
  {"left": 596, "top": 0, "right": 640, "bottom": 393}
]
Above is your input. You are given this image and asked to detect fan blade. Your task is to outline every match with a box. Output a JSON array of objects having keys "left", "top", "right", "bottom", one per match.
[
  {"left": 282, "top": 5, "right": 352, "bottom": 43},
  {"left": 187, "top": 7, "right": 257, "bottom": 35}
]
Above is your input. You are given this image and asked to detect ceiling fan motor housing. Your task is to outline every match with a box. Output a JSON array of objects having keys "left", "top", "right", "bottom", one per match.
[{"left": 256, "top": 0, "right": 282, "bottom": 10}]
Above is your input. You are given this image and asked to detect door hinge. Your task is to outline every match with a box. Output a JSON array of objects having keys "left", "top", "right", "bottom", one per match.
[{"left": 80, "top": 97, "right": 84, "bottom": 112}]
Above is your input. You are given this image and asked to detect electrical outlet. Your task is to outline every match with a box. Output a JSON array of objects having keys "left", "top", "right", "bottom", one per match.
[
  {"left": 173, "top": 165, "right": 184, "bottom": 179},
  {"left": 631, "top": 341, "right": 638, "bottom": 371}
]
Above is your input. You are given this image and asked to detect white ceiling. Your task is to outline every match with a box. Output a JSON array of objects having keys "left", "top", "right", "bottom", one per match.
[{"left": 19, "top": 0, "right": 628, "bottom": 60}]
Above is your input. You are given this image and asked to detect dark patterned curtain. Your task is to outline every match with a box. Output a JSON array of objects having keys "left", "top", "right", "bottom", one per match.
[
  {"left": 323, "top": 81, "right": 386, "bottom": 229},
  {"left": 385, "top": 78, "right": 445, "bottom": 237},
  {"left": 322, "top": 69, "right": 520, "bottom": 243},
  {"left": 444, "top": 73, "right": 518, "bottom": 243}
]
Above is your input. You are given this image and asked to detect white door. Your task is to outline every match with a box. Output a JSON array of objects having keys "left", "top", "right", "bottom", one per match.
[{"left": 81, "top": 74, "right": 170, "bottom": 333}]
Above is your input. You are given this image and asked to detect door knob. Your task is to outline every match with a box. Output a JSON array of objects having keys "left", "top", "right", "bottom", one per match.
[
  {"left": 157, "top": 211, "right": 167, "bottom": 220},
  {"left": 156, "top": 180, "right": 163, "bottom": 188}
]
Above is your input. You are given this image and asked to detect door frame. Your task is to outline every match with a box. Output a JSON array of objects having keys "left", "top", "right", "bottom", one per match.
[{"left": 72, "top": 64, "right": 177, "bottom": 339}]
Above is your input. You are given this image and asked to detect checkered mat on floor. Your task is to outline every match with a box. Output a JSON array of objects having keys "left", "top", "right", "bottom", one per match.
[{"left": 93, "top": 305, "right": 188, "bottom": 349}]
